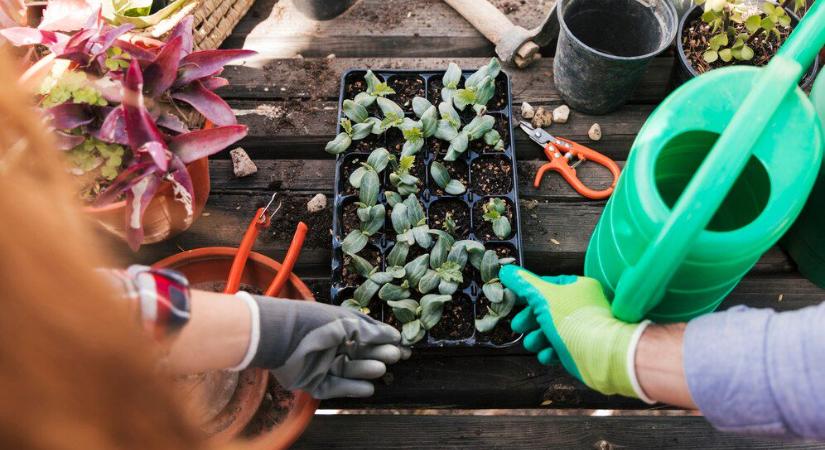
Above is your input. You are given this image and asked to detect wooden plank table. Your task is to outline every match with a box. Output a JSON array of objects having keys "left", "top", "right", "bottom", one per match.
[{"left": 124, "top": 0, "right": 825, "bottom": 447}]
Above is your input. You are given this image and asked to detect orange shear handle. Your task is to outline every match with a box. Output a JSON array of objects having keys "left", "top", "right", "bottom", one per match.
[
  {"left": 224, "top": 207, "right": 272, "bottom": 294},
  {"left": 534, "top": 139, "right": 621, "bottom": 200}
]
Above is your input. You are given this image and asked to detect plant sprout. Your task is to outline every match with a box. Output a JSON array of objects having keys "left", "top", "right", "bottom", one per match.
[
  {"left": 483, "top": 129, "right": 505, "bottom": 151},
  {"left": 440, "top": 62, "right": 462, "bottom": 105},
  {"left": 387, "top": 294, "right": 453, "bottom": 345},
  {"left": 417, "top": 231, "right": 468, "bottom": 295},
  {"left": 348, "top": 148, "right": 390, "bottom": 189},
  {"left": 341, "top": 169, "right": 385, "bottom": 255},
  {"left": 391, "top": 195, "right": 432, "bottom": 249},
  {"left": 326, "top": 99, "right": 382, "bottom": 155},
  {"left": 378, "top": 97, "right": 405, "bottom": 130},
  {"left": 388, "top": 155, "right": 421, "bottom": 197},
  {"left": 696, "top": 0, "right": 791, "bottom": 64},
  {"left": 442, "top": 212, "right": 457, "bottom": 236},
  {"left": 454, "top": 58, "right": 500, "bottom": 115},
  {"left": 430, "top": 161, "right": 467, "bottom": 195},
  {"left": 482, "top": 198, "right": 512, "bottom": 239}
]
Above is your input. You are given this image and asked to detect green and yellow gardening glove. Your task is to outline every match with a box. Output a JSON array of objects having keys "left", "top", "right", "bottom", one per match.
[{"left": 499, "top": 265, "right": 653, "bottom": 402}]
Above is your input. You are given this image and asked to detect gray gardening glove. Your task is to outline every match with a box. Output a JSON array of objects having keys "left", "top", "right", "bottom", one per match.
[{"left": 247, "top": 294, "right": 411, "bottom": 399}]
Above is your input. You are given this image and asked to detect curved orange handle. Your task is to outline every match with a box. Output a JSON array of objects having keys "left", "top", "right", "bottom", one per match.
[
  {"left": 224, "top": 207, "right": 271, "bottom": 294},
  {"left": 535, "top": 139, "right": 621, "bottom": 200},
  {"left": 265, "top": 222, "right": 308, "bottom": 297}
]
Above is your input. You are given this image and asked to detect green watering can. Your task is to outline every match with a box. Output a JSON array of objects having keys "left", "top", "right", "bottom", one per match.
[
  {"left": 584, "top": 0, "right": 825, "bottom": 323},
  {"left": 782, "top": 75, "right": 825, "bottom": 287}
]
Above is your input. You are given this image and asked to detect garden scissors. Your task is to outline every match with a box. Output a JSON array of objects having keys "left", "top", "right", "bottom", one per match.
[{"left": 520, "top": 121, "right": 620, "bottom": 200}]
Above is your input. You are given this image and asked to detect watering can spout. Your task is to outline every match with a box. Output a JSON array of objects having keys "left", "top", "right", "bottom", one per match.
[{"left": 603, "top": 1, "right": 825, "bottom": 323}]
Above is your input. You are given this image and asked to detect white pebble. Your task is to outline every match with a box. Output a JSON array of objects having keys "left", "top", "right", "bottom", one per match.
[
  {"left": 307, "top": 193, "right": 327, "bottom": 213},
  {"left": 230, "top": 147, "right": 257, "bottom": 177},
  {"left": 552, "top": 105, "right": 570, "bottom": 124},
  {"left": 588, "top": 123, "right": 602, "bottom": 141},
  {"left": 521, "top": 102, "right": 535, "bottom": 119}
]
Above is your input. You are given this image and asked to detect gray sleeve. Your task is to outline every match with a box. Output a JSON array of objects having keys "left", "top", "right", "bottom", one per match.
[{"left": 683, "top": 302, "right": 825, "bottom": 439}]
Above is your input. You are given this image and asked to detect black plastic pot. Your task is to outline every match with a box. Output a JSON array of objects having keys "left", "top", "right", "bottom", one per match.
[
  {"left": 674, "top": 4, "right": 820, "bottom": 89},
  {"left": 330, "top": 69, "right": 525, "bottom": 349},
  {"left": 292, "top": 0, "right": 357, "bottom": 20},
  {"left": 553, "top": 0, "right": 677, "bottom": 115}
]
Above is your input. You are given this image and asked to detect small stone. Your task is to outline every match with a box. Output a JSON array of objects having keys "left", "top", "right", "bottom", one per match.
[
  {"left": 523, "top": 199, "right": 539, "bottom": 210},
  {"left": 521, "top": 101, "right": 535, "bottom": 119},
  {"left": 230, "top": 147, "right": 257, "bottom": 177},
  {"left": 552, "top": 105, "right": 570, "bottom": 124},
  {"left": 588, "top": 123, "right": 602, "bottom": 141},
  {"left": 326, "top": 53, "right": 336, "bottom": 59},
  {"left": 306, "top": 193, "right": 327, "bottom": 213},
  {"left": 532, "top": 106, "right": 552, "bottom": 128}
]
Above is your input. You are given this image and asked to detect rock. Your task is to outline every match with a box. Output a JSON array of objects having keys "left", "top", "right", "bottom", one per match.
[
  {"left": 552, "top": 105, "right": 570, "bottom": 124},
  {"left": 521, "top": 102, "right": 535, "bottom": 119},
  {"left": 230, "top": 148, "right": 257, "bottom": 177},
  {"left": 306, "top": 193, "right": 327, "bottom": 213},
  {"left": 532, "top": 106, "right": 552, "bottom": 128},
  {"left": 588, "top": 123, "right": 602, "bottom": 141}
]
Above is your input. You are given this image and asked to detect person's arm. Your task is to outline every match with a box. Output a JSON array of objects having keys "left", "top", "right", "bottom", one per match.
[
  {"left": 500, "top": 266, "right": 825, "bottom": 440},
  {"left": 634, "top": 323, "right": 695, "bottom": 409},
  {"left": 681, "top": 303, "right": 825, "bottom": 439},
  {"left": 105, "top": 266, "right": 411, "bottom": 399},
  {"left": 162, "top": 289, "right": 252, "bottom": 373}
]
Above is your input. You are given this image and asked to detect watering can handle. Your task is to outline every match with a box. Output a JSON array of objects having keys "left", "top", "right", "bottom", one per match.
[{"left": 610, "top": 1, "right": 825, "bottom": 322}]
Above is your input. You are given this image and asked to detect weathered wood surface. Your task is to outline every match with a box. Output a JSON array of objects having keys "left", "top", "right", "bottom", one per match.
[
  {"left": 293, "top": 414, "right": 825, "bottom": 449},
  {"left": 122, "top": 0, "right": 825, "bottom": 420}
]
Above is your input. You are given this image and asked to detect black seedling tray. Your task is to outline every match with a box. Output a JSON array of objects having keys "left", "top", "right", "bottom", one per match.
[{"left": 329, "top": 69, "right": 524, "bottom": 348}]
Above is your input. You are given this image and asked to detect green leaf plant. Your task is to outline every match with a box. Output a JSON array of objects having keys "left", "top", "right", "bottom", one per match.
[
  {"left": 348, "top": 147, "right": 390, "bottom": 189},
  {"left": 473, "top": 250, "right": 517, "bottom": 333},
  {"left": 325, "top": 99, "right": 382, "bottom": 155},
  {"left": 482, "top": 198, "right": 512, "bottom": 239},
  {"left": 341, "top": 169, "right": 385, "bottom": 255},
  {"left": 388, "top": 155, "right": 421, "bottom": 197},
  {"left": 430, "top": 161, "right": 467, "bottom": 195},
  {"left": 696, "top": 0, "right": 790, "bottom": 65},
  {"left": 391, "top": 195, "right": 432, "bottom": 249},
  {"left": 454, "top": 58, "right": 500, "bottom": 115}
]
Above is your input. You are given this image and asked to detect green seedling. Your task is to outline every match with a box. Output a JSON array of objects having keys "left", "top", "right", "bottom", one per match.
[
  {"left": 386, "top": 294, "right": 453, "bottom": 345},
  {"left": 388, "top": 155, "right": 421, "bottom": 197},
  {"left": 325, "top": 99, "right": 382, "bottom": 155},
  {"left": 390, "top": 195, "right": 432, "bottom": 249},
  {"left": 430, "top": 161, "right": 467, "bottom": 195},
  {"left": 482, "top": 198, "right": 512, "bottom": 239},
  {"left": 473, "top": 250, "right": 517, "bottom": 332},
  {"left": 349, "top": 147, "right": 390, "bottom": 189},
  {"left": 440, "top": 62, "right": 462, "bottom": 105},
  {"left": 417, "top": 231, "right": 468, "bottom": 296},
  {"left": 697, "top": 0, "right": 791, "bottom": 64},
  {"left": 454, "top": 58, "right": 500, "bottom": 115}
]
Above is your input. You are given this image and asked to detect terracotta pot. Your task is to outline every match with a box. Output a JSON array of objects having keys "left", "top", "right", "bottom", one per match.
[
  {"left": 153, "top": 247, "right": 319, "bottom": 449},
  {"left": 84, "top": 156, "right": 210, "bottom": 245}
]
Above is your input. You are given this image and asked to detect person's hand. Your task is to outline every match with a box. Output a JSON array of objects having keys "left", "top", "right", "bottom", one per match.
[
  {"left": 499, "top": 265, "right": 653, "bottom": 401},
  {"left": 238, "top": 293, "right": 411, "bottom": 399}
]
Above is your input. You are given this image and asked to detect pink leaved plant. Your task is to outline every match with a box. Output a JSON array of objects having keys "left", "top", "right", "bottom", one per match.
[{"left": 1, "top": 13, "right": 254, "bottom": 250}]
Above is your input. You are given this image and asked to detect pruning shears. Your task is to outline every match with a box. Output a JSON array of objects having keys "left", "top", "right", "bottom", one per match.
[{"left": 520, "top": 121, "right": 620, "bottom": 200}]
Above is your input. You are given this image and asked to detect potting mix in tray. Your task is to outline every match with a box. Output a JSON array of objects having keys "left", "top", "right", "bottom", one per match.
[{"left": 326, "top": 59, "right": 525, "bottom": 348}]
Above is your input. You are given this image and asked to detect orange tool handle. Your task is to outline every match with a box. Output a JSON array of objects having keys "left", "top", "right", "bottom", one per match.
[
  {"left": 265, "top": 222, "right": 308, "bottom": 297},
  {"left": 224, "top": 207, "right": 271, "bottom": 294},
  {"left": 534, "top": 138, "right": 621, "bottom": 200}
]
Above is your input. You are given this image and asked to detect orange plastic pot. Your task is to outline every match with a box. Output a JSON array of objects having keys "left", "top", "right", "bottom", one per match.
[
  {"left": 85, "top": 156, "right": 210, "bottom": 244},
  {"left": 153, "top": 247, "right": 319, "bottom": 449}
]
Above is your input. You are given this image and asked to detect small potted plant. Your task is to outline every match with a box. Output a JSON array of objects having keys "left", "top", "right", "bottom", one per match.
[
  {"left": 676, "top": 0, "right": 819, "bottom": 87},
  {"left": 1, "top": 15, "right": 253, "bottom": 249}
]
